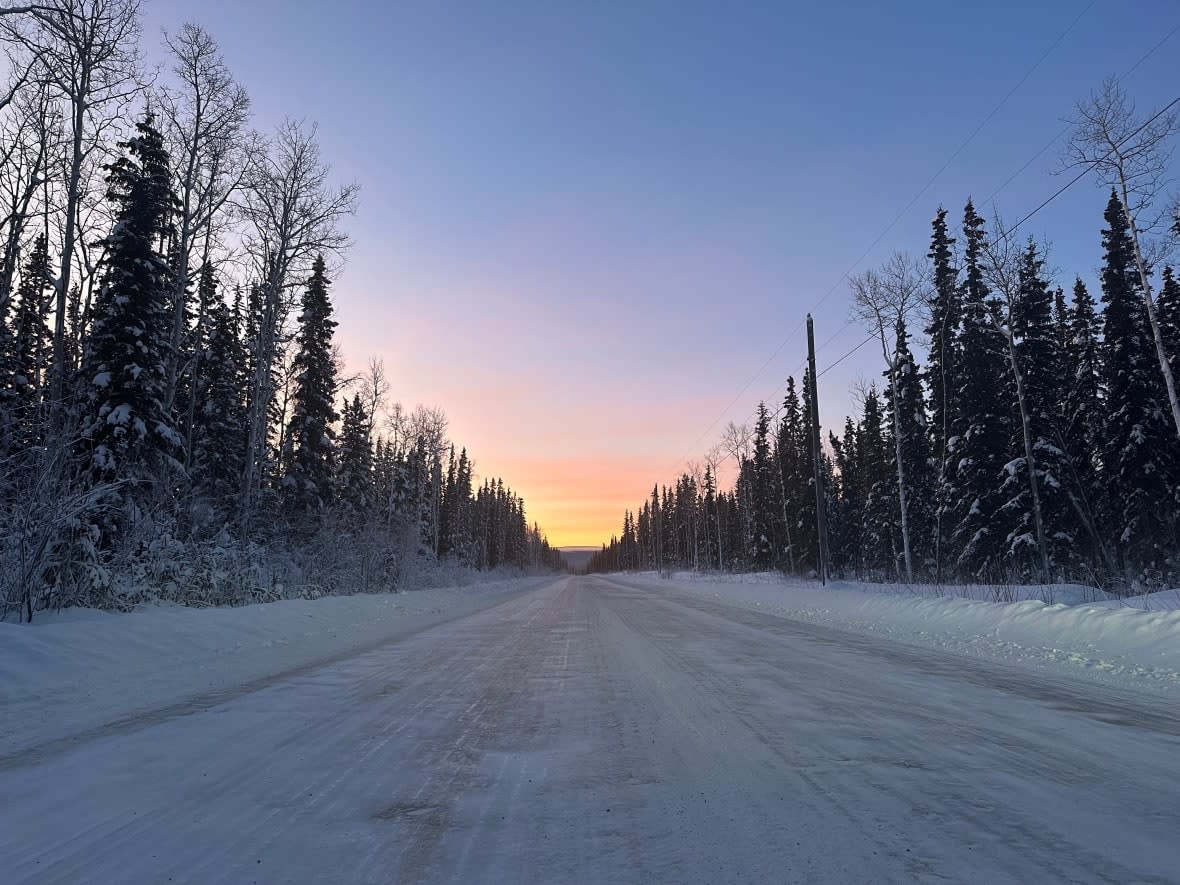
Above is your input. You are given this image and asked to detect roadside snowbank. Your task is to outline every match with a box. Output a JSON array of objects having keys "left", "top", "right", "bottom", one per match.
[
  {"left": 624, "top": 573, "right": 1180, "bottom": 696},
  {"left": 0, "top": 577, "right": 552, "bottom": 757}
]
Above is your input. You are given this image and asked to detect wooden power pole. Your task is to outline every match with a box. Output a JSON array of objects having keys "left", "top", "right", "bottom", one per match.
[{"left": 806, "top": 314, "right": 829, "bottom": 585}]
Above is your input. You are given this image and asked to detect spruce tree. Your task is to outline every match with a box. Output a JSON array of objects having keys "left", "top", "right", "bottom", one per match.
[
  {"left": 191, "top": 266, "right": 248, "bottom": 516},
  {"left": 858, "top": 387, "right": 896, "bottom": 576},
  {"left": 776, "top": 377, "right": 808, "bottom": 572},
  {"left": 78, "top": 113, "right": 181, "bottom": 485},
  {"left": 926, "top": 207, "right": 960, "bottom": 579},
  {"left": 948, "top": 201, "right": 1013, "bottom": 578},
  {"left": 1096, "top": 192, "right": 1178, "bottom": 580},
  {"left": 282, "top": 255, "right": 339, "bottom": 519},
  {"left": 0, "top": 234, "right": 52, "bottom": 452},
  {"left": 336, "top": 392, "right": 373, "bottom": 518},
  {"left": 890, "top": 317, "right": 935, "bottom": 574},
  {"left": 749, "top": 401, "right": 775, "bottom": 567},
  {"left": 1158, "top": 266, "right": 1180, "bottom": 378},
  {"left": 1003, "top": 240, "right": 1073, "bottom": 576}
]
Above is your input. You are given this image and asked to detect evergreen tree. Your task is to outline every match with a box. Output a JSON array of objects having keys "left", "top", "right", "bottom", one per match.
[
  {"left": 828, "top": 418, "right": 863, "bottom": 577},
  {"left": 926, "top": 206, "right": 960, "bottom": 461},
  {"left": 282, "top": 255, "right": 339, "bottom": 518},
  {"left": 926, "top": 207, "right": 960, "bottom": 579},
  {"left": 0, "top": 234, "right": 52, "bottom": 452},
  {"left": 749, "top": 401, "right": 776, "bottom": 567},
  {"left": 1096, "top": 192, "right": 1178, "bottom": 580},
  {"left": 1157, "top": 266, "right": 1180, "bottom": 378},
  {"left": 889, "top": 317, "right": 935, "bottom": 574},
  {"left": 776, "top": 377, "right": 808, "bottom": 573},
  {"left": 858, "top": 387, "right": 895, "bottom": 576},
  {"left": 948, "top": 201, "right": 1013, "bottom": 577},
  {"left": 336, "top": 393, "right": 373, "bottom": 517},
  {"left": 78, "top": 113, "right": 181, "bottom": 484},
  {"left": 1064, "top": 278, "right": 1102, "bottom": 488},
  {"left": 191, "top": 266, "right": 248, "bottom": 516},
  {"left": 1003, "top": 240, "right": 1074, "bottom": 576},
  {"left": 797, "top": 368, "right": 821, "bottom": 573}
]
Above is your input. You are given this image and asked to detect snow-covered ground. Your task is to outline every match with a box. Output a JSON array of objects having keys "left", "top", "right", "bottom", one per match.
[
  {"left": 3, "top": 575, "right": 1178, "bottom": 884},
  {"left": 0, "top": 576, "right": 551, "bottom": 761},
  {"left": 644, "top": 571, "right": 1180, "bottom": 697}
]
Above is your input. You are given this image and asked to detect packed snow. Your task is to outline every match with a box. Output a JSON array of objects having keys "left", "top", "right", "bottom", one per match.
[
  {"left": 3, "top": 576, "right": 1178, "bottom": 884},
  {"left": 646, "top": 571, "right": 1180, "bottom": 697},
  {"left": 0, "top": 576, "right": 550, "bottom": 760}
]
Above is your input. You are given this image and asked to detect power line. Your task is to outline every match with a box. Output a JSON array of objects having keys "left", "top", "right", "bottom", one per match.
[
  {"left": 1007, "top": 92, "right": 1180, "bottom": 239},
  {"left": 662, "top": 3, "right": 1097, "bottom": 476},
  {"left": 985, "top": 17, "right": 1180, "bottom": 209}
]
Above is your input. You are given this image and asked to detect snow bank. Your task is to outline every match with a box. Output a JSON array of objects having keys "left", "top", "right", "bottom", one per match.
[
  {"left": 640, "top": 573, "right": 1180, "bottom": 697},
  {"left": 0, "top": 577, "right": 550, "bottom": 757}
]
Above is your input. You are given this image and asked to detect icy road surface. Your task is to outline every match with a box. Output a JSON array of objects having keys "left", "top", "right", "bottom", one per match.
[{"left": 3, "top": 575, "right": 1179, "bottom": 884}]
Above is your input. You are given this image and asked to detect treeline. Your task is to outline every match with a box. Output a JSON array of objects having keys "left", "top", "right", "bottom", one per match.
[
  {"left": 590, "top": 182, "right": 1180, "bottom": 590},
  {"left": 0, "top": 2, "right": 561, "bottom": 621}
]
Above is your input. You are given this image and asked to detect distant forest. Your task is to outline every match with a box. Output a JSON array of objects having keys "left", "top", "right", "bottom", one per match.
[
  {"left": 0, "top": 2, "right": 562, "bottom": 622},
  {"left": 590, "top": 89, "right": 1180, "bottom": 592}
]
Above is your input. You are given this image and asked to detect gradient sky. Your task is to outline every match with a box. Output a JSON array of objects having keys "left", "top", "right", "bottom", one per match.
[{"left": 147, "top": 0, "right": 1180, "bottom": 547}]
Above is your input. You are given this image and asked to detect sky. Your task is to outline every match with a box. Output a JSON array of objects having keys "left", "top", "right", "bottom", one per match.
[{"left": 145, "top": 0, "right": 1180, "bottom": 547}]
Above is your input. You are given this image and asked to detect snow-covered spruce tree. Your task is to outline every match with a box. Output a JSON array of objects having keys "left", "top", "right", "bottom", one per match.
[
  {"left": 858, "top": 386, "right": 896, "bottom": 577},
  {"left": 335, "top": 392, "right": 373, "bottom": 519},
  {"left": 1002, "top": 240, "right": 1075, "bottom": 578},
  {"left": 1158, "top": 266, "right": 1180, "bottom": 378},
  {"left": 797, "top": 367, "right": 822, "bottom": 573},
  {"left": 0, "top": 233, "right": 52, "bottom": 454},
  {"left": 828, "top": 418, "right": 863, "bottom": 577},
  {"left": 749, "top": 401, "right": 776, "bottom": 568},
  {"left": 281, "top": 255, "right": 339, "bottom": 523},
  {"left": 947, "top": 201, "right": 1013, "bottom": 579},
  {"left": 859, "top": 387, "right": 892, "bottom": 578},
  {"left": 925, "top": 208, "right": 960, "bottom": 581},
  {"left": 1096, "top": 192, "right": 1179, "bottom": 584},
  {"left": 890, "top": 317, "right": 935, "bottom": 574},
  {"left": 78, "top": 113, "right": 182, "bottom": 491},
  {"left": 1063, "top": 278, "right": 1103, "bottom": 497},
  {"left": 775, "top": 378, "right": 808, "bottom": 573},
  {"left": 190, "top": 267, "right": 248, "bottom": 519}
]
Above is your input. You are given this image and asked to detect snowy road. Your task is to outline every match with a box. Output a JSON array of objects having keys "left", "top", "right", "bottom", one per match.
[{"left": 3, "top": 575, "right": 1179, "bottom": 884}]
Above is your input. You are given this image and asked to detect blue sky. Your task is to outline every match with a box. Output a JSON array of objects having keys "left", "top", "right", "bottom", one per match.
[{"left": 148, "top": 0, "right": 1180, "bottom": 545}]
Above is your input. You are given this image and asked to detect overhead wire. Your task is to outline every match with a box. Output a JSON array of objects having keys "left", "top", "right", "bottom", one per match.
[{"left": 662, "top": 2, "right": 1100, "bottom": 477}]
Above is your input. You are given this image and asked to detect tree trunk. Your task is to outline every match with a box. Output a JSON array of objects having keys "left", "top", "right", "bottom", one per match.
[
  {"left": 884, "top": 347, "right": 914, "bottom": 583},
  {"left": 1002, "top": 330, "right": 1052, "bottom": 583},
  {"left": 1116, "top": 182, "right": 1180, "bottom": 440}
]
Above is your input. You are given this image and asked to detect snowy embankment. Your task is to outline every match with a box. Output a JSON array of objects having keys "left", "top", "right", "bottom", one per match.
[
  {"left": 0, "top": 576, "right": 552, "bottom": 758},
  {"left": 624, "top": 572, "right": 1180, "bottom": 697}
]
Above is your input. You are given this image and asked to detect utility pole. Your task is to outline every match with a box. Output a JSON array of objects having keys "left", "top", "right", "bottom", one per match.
[{"left": 806, "top": 314, "right": 829, "bottom": 586}]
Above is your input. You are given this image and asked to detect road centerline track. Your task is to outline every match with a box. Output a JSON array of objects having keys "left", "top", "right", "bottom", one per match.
[{"left": 2, "top": 575, "right": 1177, "bottom": 884}]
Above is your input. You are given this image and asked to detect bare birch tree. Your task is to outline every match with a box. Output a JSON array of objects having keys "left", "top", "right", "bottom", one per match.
[
  {"left": 0, "top": 81, "right": 62, "bottom": 312},
  {"left": 236, "top": 119, "right": 357, "bottom": 527},
  {"left": 850, "top": 252, "right": 926, "bottom": 582},
  {"left": 3, "top": 0, "right": 143, "bottom": 417},
  {"left": 156, "top": 22, "right": 252, "bottom": 406},
  {"left": 1065, "top": 79, "right": 1180, "bottom": 438}
]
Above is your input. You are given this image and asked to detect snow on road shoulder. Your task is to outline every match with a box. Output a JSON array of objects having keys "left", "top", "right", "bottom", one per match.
[
  {"left": 0, "top": 576, "right": 552, "bottom": 757},
  {"left": 624, "top": 573, "right": 1180, "bottom": 697}
]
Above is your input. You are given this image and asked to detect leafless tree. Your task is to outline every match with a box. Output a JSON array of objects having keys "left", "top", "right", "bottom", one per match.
[
  {"left": 849, "top": 252, "right": 927, "bottom": 582},
  {"left": 236, "top": 119, "right": 357, "bottom": 526},
  {"left": 0, "top": 81, "right": 62, "bottom": 312},
  {"left": 156, "top": 22, "right": 252, "bottom": 406},
  {"left": 3, "top": 0, "right": 144, "bottom": 417},
  {"left": 1065, "top": 79, "right": 1180, "bottom": 438},
  {"left": 358, "top": 356, "right": 389, "bottom": 443}
]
